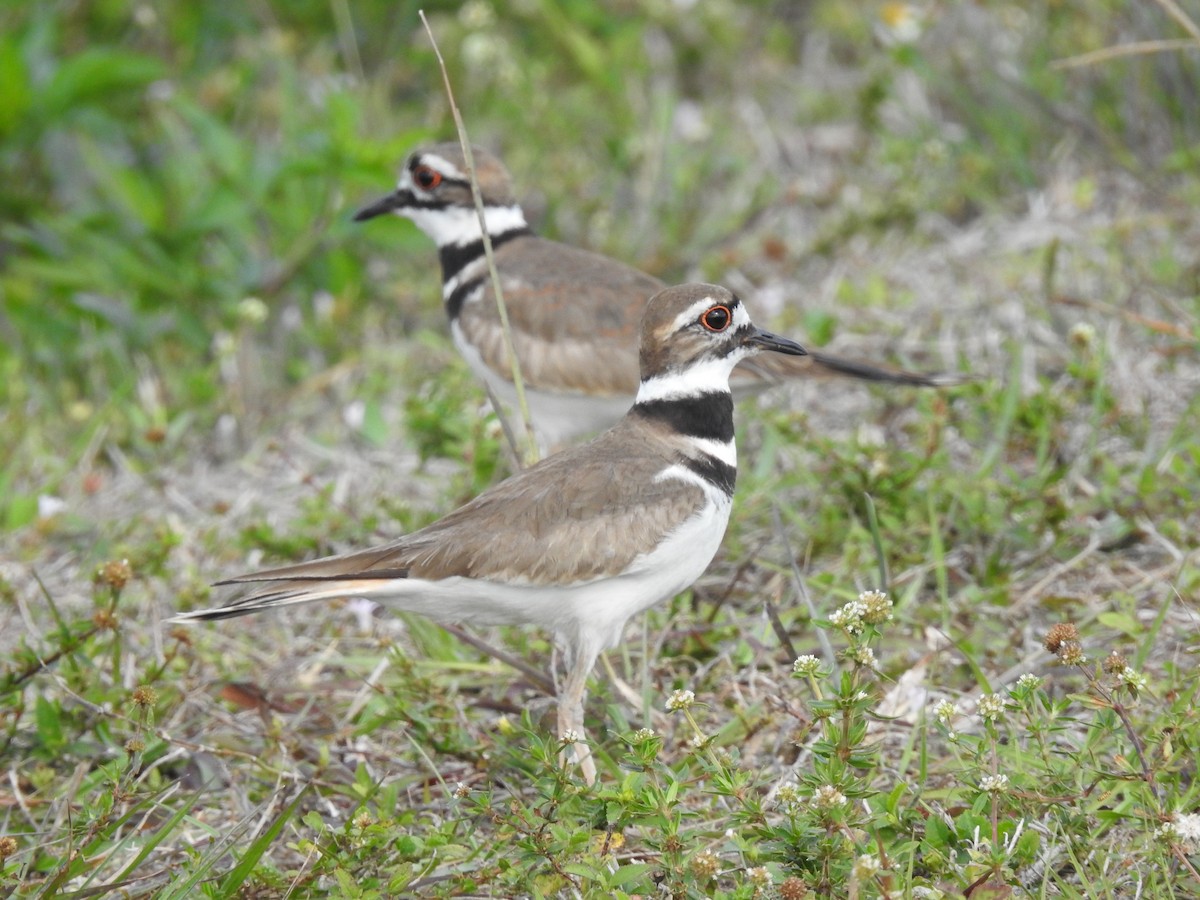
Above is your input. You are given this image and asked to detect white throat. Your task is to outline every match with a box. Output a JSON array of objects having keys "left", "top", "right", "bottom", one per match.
[
  {"left": 405, "top": 204, "right": 528, "bottom": 248},
  {"left": 635, "top": 354, "right": 745, "bottom": 404}
]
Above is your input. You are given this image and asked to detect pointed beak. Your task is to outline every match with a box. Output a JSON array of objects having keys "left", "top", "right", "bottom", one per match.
[
  {"left": 353, "top": 188, "right": 413, "bottom": 222},
  {"left": 746, "top": 328, "right": 807, "bottom": 356}
]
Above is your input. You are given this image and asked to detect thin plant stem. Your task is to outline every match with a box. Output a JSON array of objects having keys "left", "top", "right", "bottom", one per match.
[{"left": 418, "top": 10, "right": 539, "bottom": 466}]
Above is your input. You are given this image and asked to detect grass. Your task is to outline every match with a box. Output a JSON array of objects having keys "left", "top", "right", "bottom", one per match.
[{"left": 2, "top": 1, "right": 1199, "bottom": 896}]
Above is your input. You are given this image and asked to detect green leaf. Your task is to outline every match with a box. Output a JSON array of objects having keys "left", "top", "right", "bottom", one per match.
[
  {"left": 803, "top": 309, "right": 837, "bottom": 345},
  {"left": 42, "top": 49, "right": 165, "bottom": 115},
  {"left": 361, "top": 399, "right": 388, "bottom": 446},
  {"left": 0, "top": 37, "right": 31, "bottom": 136},
  {"left": 35, "top": 694, "right": 65, "bottom": 753},
  {"left": 1097, "top": 611, "right": 1141, "bottom": 638},
  {"left": 214, "top": 785, "right": 311, "bottom": 897}
]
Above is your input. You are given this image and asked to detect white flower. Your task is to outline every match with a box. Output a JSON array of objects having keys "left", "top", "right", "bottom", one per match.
[
  {"left": 933, "top": 699, "right": 957, "bottom": 725},
  {"left": 666, "top": 689, "right": 695, "bottom": 711},
  {"left": 811, "top": 784, "right": 847, "bottom": 810},
  {"left": 1118, "top": 666, "right": 1149, "bottom": 692},
  {"left": 979, "top": 773, "right": 1009, "bottom": 794},
  {"left": 792, "top": 654, "right": 822, "bottom": 677},
  {"left": 746, "top": 865, "right": 772, "bottom": 888},
  {"left": 977, "top": 693, "right": 1006, "bottom": 722},
  {"left": 1164, "top": 813, "right": 1200, "bottom": 852},
  {"left": 829, "top": 600, "right": 867, "bottom": 634},
  {"left": 858, "top": 589, "right": 893, "bottom": 624},
  {"left": 853, "top": 853, "right": 882, "bottom": 879}
]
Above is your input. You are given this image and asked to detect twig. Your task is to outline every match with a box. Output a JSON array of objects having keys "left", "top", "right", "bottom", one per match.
[
  {"left": 1154, "top": 0, "right": 1200, "bottom": 45},
  {"left": 1051, "top": 38, "right": 1199, "bottom": 69},
  {"left": 419, "top": 10, "right": 539, "bottom": 466},
  {"left": 441, "top": 623, "right": 556, "bottom": 696}
]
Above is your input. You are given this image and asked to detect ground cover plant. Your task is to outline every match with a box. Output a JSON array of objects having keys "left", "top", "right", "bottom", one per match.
[{"left": 1, "top": 1, "right": 1198, "bottom": 896}]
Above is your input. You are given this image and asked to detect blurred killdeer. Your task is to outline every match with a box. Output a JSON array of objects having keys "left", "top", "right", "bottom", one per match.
[
  {"left": 355, "top": 143, "right": 959, "bottom": 449},
  {"left": 174, "top": 284, "right": 806, "bottom": 784}
]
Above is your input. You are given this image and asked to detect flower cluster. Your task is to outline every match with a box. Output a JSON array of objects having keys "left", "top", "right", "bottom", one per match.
[
  {"left": 1044, "top": 622, "right": 1086, "bottom": 666},
  {"left": 858, "top": 589, "right": 893, "bottom": 623},
  {"left": 690, "top": 848, "right": 720, "bottom": 879},
  {"left": 810, "top": 784, "right": 848, "bottom": 810},
  {"left": 792, "top": 654, "right": 822, "bottom": 677},
  {"left": 979, "top": 773, "right": 1009, "bottom": 794},
  {"left": 827, "top": 590, "right": 893, "bottom": 635},
  {"left": 666, "top": 689, "right": 695, "bottom": 711},
  {"left": 933, "top": 699, "right": 957, "bottom": 725},
  {"left": 977, "top": 693, "right": 1006, "bottom": 723},
  {"left": 853, "top": 853, "right": 882, "bottom": 879}
]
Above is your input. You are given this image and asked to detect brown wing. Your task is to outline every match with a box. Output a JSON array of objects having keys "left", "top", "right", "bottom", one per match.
[
  {"left": 219, "top": 419, "right": 704, "bottom": 590},
  {"left": 457, "top": 237, "right": 665, "bottom": 396}
]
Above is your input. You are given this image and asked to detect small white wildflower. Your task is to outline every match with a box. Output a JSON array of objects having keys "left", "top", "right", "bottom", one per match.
[
  {"left": 1059, "top": 643, "right": 1087, "bottom": 666},
  {"left": 666, "top": 689, "right": 695, "bottom": 711},
  {"left": 854, "top": 646, "right": 877, "bottom": 668},
  {"left": 977, "top": 693, "right": 1006, "bottom": 722},
  {"left": 979, "top": 773, "right": 1009, "bottom": 794},
  {"left": 1118, "top": 666, "right": 1149, "bottom": 693},
  {"left": 858, "top": 589, "right": 893, "bottom": 624},
  {"left": 876, "top": 2, "right": 924, "bottom": 45},
  {"left": 853, "top": 853, "right": 882, "bottom": 879},
  {"left": 829, "top": 600, "right": 867, "bottom": 634},
  {"left": 933, "top": 699, "right": 956, "bottom": 725},
  {"left": 747, "top": 865, "right": 772, "bottom": 888},
  {"left": 1175, "top": 813, "right": 1200, "bottom": 852},
  {"left": 453, "top": 781, "right": 470, "bottom": 799},
  {"left": 37, "top": 495, "right": 68, "bottom": 519},
  {"left": 691, "top": 848, "right": 720, "bottom": 879},
  {"left": 776, "top": 783, "right": 801, "bottom": 806},
  {"left": 560, "top": 730, "right": 581, "bottom": 744},
  {"left": 1016, "top": 673, "right": 1042, "bottom": 690},
  {"left": 688, "top": 734, "right": 707, "bottom": 750},
  {"left": 1068, "top": 322, "right": 1096, "bottom": 349},
  {"left": 343, "top": 399, "right": 366, "bottom": 430},
  {"left": 1154, "top": 821, "right": 1180, "bottom": 843},
  {"left": 631, "top": 727, "right": 656, "bottom": 742},
  {"left": 792, "top": 654, "right": 822, "bottom": 677},
  {"left": 236, "top": 296, "right": 269, "bottom": 326},
  {"left": 811, "top": 784, "right": 847, "bottom": 810}
]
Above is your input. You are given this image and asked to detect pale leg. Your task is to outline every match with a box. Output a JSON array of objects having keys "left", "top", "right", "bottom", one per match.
[{"left": 556, "top": 644, "right": 598, "bottom": 785}]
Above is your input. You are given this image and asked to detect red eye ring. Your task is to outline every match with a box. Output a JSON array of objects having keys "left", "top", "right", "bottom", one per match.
[
  {"left": 701, "top": 305, "right": 732, "bottom": 332},
  {"left": 413, "top": 165, "right": 443, "bottom": 190}
]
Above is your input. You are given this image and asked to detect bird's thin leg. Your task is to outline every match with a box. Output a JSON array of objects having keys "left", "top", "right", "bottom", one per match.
[{"left": 556, "top": 647, "right": 597, "bottom": 785}]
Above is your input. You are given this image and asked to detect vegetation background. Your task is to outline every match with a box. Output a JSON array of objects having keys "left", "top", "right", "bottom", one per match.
[{"left": 1, "top": 1, "right": 1198, "bottom": 896}]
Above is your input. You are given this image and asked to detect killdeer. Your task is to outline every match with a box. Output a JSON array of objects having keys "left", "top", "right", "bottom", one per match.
[
  {"left": 174, "top": 284, "right": 806, "bottom": 784},
  {"left": 354, "top": 143, "right": 958, "bottom": 449}
]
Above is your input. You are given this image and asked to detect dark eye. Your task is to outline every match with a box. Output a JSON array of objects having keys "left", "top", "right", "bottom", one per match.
[
  {"left": 413, "top": 165, "right": 442, "bottom": 190},
  {"left": 700, "top": 305, "right": 732, "bottom": 332}
]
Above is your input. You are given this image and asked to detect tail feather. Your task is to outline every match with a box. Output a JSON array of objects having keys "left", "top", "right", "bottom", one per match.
[{"left": 170, "top": 577, "right": 402, "bottom": 624}]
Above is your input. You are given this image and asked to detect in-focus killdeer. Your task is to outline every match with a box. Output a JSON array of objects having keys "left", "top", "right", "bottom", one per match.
[
  {"left": 174, "top": 284, "right": 806, "bottom": 784},
  {"left": 355, "top": 143, "right": 958, "bottom": 449}
]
